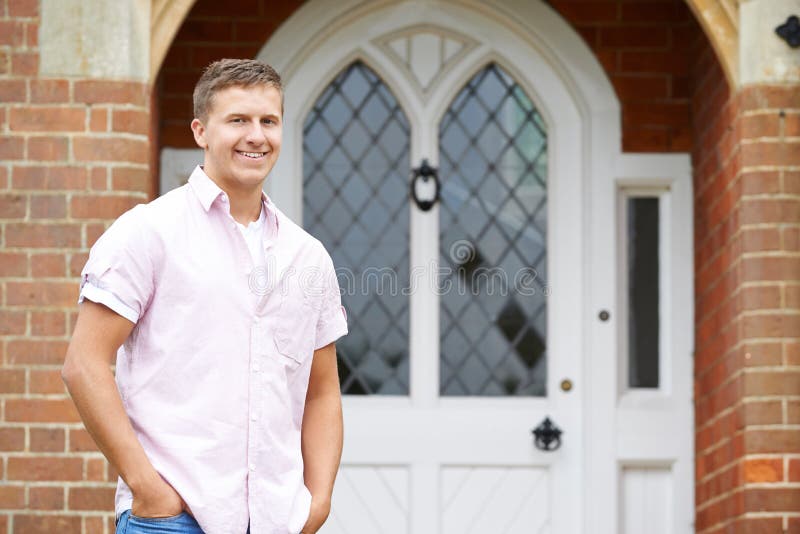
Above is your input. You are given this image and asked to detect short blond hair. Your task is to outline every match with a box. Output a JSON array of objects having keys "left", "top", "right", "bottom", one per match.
[{"left": 193, "top": 59, "right": 283, "bottom": 121}]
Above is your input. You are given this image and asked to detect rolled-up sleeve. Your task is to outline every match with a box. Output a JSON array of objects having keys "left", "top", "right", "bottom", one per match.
[
  {"left": 78, "top": 205, "right": 157, "bottom": 324},
  {"left": 314, "top": 251, "right": 348, "bottom": 350}
]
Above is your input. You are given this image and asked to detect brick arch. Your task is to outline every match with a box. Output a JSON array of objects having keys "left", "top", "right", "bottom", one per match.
[{"left": 151, "top": 0, "right": 197, "bottom": 78}]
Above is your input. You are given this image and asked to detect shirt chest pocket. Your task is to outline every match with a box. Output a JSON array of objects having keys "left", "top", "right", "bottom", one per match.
[{"left": 274, "top": 291, "right": 323, "bottom": 365}]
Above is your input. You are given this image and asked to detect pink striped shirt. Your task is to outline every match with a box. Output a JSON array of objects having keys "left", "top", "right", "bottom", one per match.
[{"left": 78, "top": 166, "right": 348, "bottom": 534}]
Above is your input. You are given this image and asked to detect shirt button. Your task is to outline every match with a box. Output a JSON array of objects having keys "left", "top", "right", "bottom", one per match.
[
  {"left": 250, "top": 414, "right": 258, "bottom": 421},
  {"left": 249, "top": 464, "right": 256, "bottom": 471},
  {"left": 252, "top": 365, "right": 260, "bottom": 372}
]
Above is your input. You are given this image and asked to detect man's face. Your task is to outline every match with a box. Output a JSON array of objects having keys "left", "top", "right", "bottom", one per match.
[{"left": 191, "top": 84, "right": 283, "bottom": 193}]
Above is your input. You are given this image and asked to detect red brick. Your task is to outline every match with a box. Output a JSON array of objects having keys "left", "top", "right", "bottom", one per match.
[
  {"left": 744, "top": 429, "right": 800, "bottom": 454},
  {"left": 7, "top": 456, "right": 82, "bottom": 481},
  {"left": 69, "top": 428, "right": 98, "bottom": 453},
  {"left": 741, "top": 198, "right": 800, "bottom": 224},
  {"left": 0, "top": 485, "right": 25, "bottom": 509},
  {"left": 0, "top": 79, "right": 26, "bottom": 102},
  {"left": 0, "top": 193, "right": 26, "bottom": 218},
  {"left": 741, "top": 85, "right": 800, "bottom": 110},
  {"left": 741, "top": 113, "right": 780, "bottom": 139},
  {"left": 28, "top": 136, "right": 69, "bottom": 161},
  {"left": 5, "top": 222, "right": 82, "bottom": 248},
  {"left": 112, "top": 166, "right": 150, "bottom": 192},
  {"left": 69, "top": 251, "right": 90, "bottom": 277},
  {"left": 790, "top": 458, "right": 800, "bottom": 481},
  {"left": 0, "top": 20, "right": 24, "bottom": 46},
  {"left": 742, "top": 140, "right": 800, "bottom": 167},
  {"left": 5, "top": 399, "right": 79, "bottom": 423},
  {"left": 29, "top": 79, "right": 70, "bottom": 103},
  {"left": 13, "top": 514, "right": 82, "bottom": 532},
  {"left": 744, "top": 487, "right": 800, "bottom": 512},
  {"left": 742, "top": 313, "right": 800, "bottom": 339},
  {"left": 31, "top": 311, "right": 66, "bottom": 336},
  {"left": 0, "top": 367, "right": 26, "bottom": 393},
  {"left": 0, "top": 428, "right": 25, "bottom": 451},
  {"left": 742, "top": 256, "right": 800, "bottom": 282},
  {"left": 0, "top": 252, "right": 28, "bottom": 276},
  {"left": 6, "top": 338, "right": 69, "bottom": 364},
  {"left": 8, "top": 0, "right": 39, "bottom": 16},
  {"left": 742, "top": 400, "right": 783, "bottom": 425},
  {"left": 30, "top": 369, "right": 67, "bottom": 395},
  {"left": 74, "top": 80, "right": 148, "bottom": 106},
  {"left": 621, "top": 1, "right": 689, "bottom": 22},
  {"left": 11, "top": 51, "right": 37, "bottom": 75},
  {"left": 740, "top": 171, "right": 780, "bottom": 194},
  {"left": 611, "top": 75, "right": 669, "bottom": 100},
  {"left": 600, "top": 27, "right": 668, "bottom": 48},
  {"left": 10, "top": 107, "right": 85, "bottom": 132},
  {"left": 743, "top": 370, "right": 800, "bottom": 396},
  {"left": 785, "top": 112, "right": 800, "bottom": 137},
  {"left": 30, "top": 251, "right": 68, "bottom": 277},
  {"left": 29, "top": 486, "right": 64, "bottom": 510},
  {"left": 84, "top": 516, "right": 107, "bottom": 533},
  {"left": 742, "top": 458, "right": 783, "bottom": 483},
  {"left": 90, "top": 166, "right": 108, "bottom": 190},
  {"left": 741, "top": 285, "right": 781, "bottom": 310},
  {"left": 73, "top": 136, "right": 149, "bottom": 164},
  {"left": 71, "top": 194, "right": 141, "bottom": 219},
  {"left": 30, "top": 427, "right": 65, "bottom": 452},
  {"left": 30, "top": 194, "right": 67, "bottom": 218},
  {"left": 12, "top": 165, "right": 88, "bottom": 191},
  {"left": 620, "top": 51, "right": 689, "bottom": 75},
  {"left": 0, "top": 136, "right": 25, "bottom": 159},
  {"left": 741, "top": 228, "right": 780, "bottom": 253},
  {"left": 68, "top": 486, "right": 116, "bottom": 511},
  {"left": 112, "top": 108, "right": 150, "bottom": 135},
  {"left": 85, "top": 457, "right": 106, "bottom": 481},
  {"left": 89, "top": 106, "right": 108, "bottom": 132}
]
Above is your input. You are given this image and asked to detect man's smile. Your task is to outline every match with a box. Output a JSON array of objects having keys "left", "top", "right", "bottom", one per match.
[{"left": 237, "top": 150, "right": 267, "bottom": 159}]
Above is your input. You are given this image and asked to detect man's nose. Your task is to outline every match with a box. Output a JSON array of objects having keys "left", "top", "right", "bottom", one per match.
[{"left": 245, "top": 121, "right": 267, "bottom": 145}]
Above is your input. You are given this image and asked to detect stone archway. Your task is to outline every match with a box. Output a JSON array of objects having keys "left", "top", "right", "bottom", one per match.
[
  {"left": 150, "top": 0, "right": 196, "bottom": 79},
  {"left": 684, "top": 0, "right": 738, "bottom": 86}
]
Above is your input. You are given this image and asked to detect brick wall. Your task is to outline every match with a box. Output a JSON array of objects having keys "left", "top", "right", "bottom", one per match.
[
  {"left": 0, "top": 0, "right": 151, "bottom": 532},
  {"left": 691, "top": 23, "right": 800, "bottom": 534}
]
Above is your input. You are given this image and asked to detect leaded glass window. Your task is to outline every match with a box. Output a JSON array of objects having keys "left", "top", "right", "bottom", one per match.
[
  {"left": 439, "top": 63, "right": 548, "bottom": 396},
  {"left": 303, "top": 61, "right": 411, "bottom": 395}
]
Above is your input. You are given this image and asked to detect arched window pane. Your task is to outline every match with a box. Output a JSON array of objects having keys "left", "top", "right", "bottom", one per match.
[
  {"left": 303, "top": 61, "right": 411, "bottom": 395},
  {"left": 439, "top": 63, "right": 548, "bottom": 396}
]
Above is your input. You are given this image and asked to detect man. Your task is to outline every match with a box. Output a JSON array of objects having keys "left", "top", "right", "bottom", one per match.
[{"left": 62, "top": 59, "right": 348, "bottom": 534}]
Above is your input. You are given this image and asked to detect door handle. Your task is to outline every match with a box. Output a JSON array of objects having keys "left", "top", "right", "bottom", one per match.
[{"left": 532, "top": 417, "right": 562, "bottom": 451}]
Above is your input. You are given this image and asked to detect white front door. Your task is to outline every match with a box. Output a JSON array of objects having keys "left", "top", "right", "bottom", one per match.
[
  {"left": 268, "top": 3, "right": 584, "bottom": 532},
  {"left": 257, "top": 1, "right": 693, "bottom": 532}
]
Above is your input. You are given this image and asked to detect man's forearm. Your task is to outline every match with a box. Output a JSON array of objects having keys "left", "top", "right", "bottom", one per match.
[
  {"left": 301, "top": 390, "right": 343, "bottom": 505},
  {"left": 62, "top": 358, "right": 161, "bottom": 492}
]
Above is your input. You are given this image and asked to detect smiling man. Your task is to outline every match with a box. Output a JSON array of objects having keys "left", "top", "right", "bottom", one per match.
[{"left": 62, "top": 59, "right": 348, "bottom": 534}]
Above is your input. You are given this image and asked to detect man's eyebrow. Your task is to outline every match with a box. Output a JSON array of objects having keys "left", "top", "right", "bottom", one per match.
[{"left": 223, "top": 111, "right": 280, "bottom": 119}]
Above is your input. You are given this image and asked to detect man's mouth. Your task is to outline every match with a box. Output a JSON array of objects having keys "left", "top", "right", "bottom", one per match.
[{"left": 237, "top": 151, "right": 266, "bottom": 159}]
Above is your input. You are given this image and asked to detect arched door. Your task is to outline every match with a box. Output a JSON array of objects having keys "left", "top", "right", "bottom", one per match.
[{"left": 265, "top": 3, "right": 585, "bottom": 532}]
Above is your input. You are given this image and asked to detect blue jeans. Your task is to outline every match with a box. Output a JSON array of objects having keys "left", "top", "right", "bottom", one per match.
[
  {"left": 116, "top": 510, "right": 204, "bottom": 534},
  {"left": 116, "top": 510, "right": 251, "bottom": 533}
]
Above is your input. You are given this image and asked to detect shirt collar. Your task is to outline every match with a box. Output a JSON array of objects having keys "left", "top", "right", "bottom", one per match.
[{"left": 188, "top": 165, "right": 280, "bottom": 233}]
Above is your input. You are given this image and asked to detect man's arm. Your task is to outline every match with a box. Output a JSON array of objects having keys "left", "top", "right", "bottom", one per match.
[
  {"left": 301, "top": 341, "right": 344, "bottom": 533},
  {"left": 62, "top": 300, "right": 184, "bottom": 518}
]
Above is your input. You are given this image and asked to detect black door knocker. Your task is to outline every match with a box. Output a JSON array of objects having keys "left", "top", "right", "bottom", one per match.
[
  {"left": 410, "top": 158, "right": 441, "bottom": 211},
  {"left": 532, "top": 417, "right": 563, "bottom": 452}
]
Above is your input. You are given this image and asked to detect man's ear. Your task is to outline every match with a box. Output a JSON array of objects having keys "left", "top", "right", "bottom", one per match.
[{"left": 191, "top": 118, "right": 208, "bottom": 149}]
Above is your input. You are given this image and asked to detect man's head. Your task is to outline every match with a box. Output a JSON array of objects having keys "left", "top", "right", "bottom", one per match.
[
  {"left": 193, "top": 58, "right": 283, "bottom": 123},
  {"left": 190, "top": 59, "right": 284, "bottom": 194}
]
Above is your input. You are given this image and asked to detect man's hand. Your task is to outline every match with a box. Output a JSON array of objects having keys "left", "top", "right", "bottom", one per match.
[
  {"left": 131, "top": 473, "right": 186, "bottom": 518},
  {"left": 301, "top": 496, "right": 331, "bottom": 534}
]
